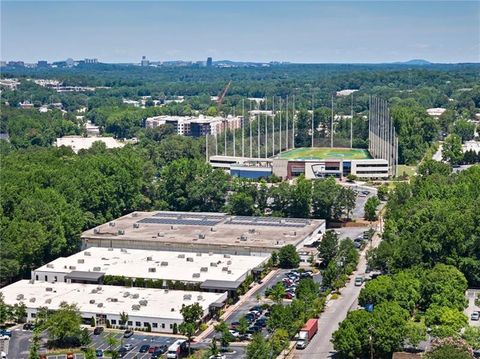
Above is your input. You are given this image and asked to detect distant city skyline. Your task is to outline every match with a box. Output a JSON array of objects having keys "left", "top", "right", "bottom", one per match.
[{"left": 1, "top": 1, "right": 479, "bottom": 64}]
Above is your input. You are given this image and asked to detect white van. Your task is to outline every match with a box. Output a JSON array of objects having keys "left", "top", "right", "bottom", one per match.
[{"left": 166, "top": 340, "right": 187, "bottom": 359}]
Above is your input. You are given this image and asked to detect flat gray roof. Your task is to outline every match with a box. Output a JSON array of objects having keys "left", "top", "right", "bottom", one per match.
[
  {"left": 65, "top": 271, "right": 105, "bottom": 281},
  {"left": 81, "top": 211, "right": 325, "bottom": 252},
  {"left": 200, "top": 280, "right": 243, "bottom": 291}
]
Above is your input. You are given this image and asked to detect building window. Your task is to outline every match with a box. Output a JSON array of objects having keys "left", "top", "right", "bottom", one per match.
[
  {"left": 152, "top": 323, "right": 158, "bottom": 328},
  {"left": 44, "top": 275, "right": 48, "bottom": 281},
  {"left": 111, "top": 320, "right": 116, "bottom": 325},
  {"left": 54, "top": 276, "right": 58, "bottom": 282},
  {"left": 135, "top": 321, "right": 141, "bottom": 327},
  {"left": 31, "top": 313, "right": 36, "bottom": 318},
  {"left": 169, "top": 324, "right": 173, "bottom": 329},
  {"left": 143, "top": 322, "right": 149, "bottom": 327},
  {"left": 161, "top": 323, "right": 165, "bottom": 329},
  {"left": 128, "top": 321, "right": 133, "bottom": 326}
]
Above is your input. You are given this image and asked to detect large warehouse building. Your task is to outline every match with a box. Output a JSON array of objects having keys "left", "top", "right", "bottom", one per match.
[
  {"left": 81, "top": 211, "right": 326, "bottom": 255},
  {"left": 0, "top": 280, "right": 226, "bottom": 333},
  {"left": 32, "top": 247, "right": 268, "bottom": 291}
]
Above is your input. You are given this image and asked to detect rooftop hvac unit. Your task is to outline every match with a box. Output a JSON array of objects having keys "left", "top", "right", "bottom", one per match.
[
  {"left": 198, "top": 234, "right": 205, "bottom": 239},
  {"left": 97, "top": 303, "right": 103, "bottom": 308},
  {"left": 84, "top": 251, "right": 91, "bottom": 256},
  {"left": 133, "top": 223, "right": 140, "bottom": 229},
  {"left": 93, "top": 228, "right": 100, "bottom": 234},
  {"left": 178, "top": 254, "right": 185, "bottom": 259},
  {"left": 29, "top": 279, "right": 35, "bottom": 284},
  {"left": 157, "top": 232, "right": 164, "bottom": 237},
  {"left": 46, "top": 287, "right": 53, "bottom": 292},
  {"left": 161, "top": 262, "right": 168, "bottom": 266},
  {"left": 171, "top": 308, "right": 175, "bottom": 312},
  {"left": 240, "top": 235, "right": 247, "bottom": 241},
  {"left": 210, "top": 262, "right": 217, "bottom": 267},
  {"left": 183, "top": 294, "right": 192, "bottom": 300},
  {"left": 29, "top": 297, "right": 36, "bottom": 303},
  {"left": 223, "top": 254, "right": 230, "bottom": 258},
  {"left": 227, "top": 260, "right": 232, "bottom": 265},
  {"left": 132, "top": 304, "right": 140, "bottom": 311},
  {"left": 146, "top": 256, "right": 152, "bottom": 261},
  {"left": 110, "top": 298, "right": 118, "bottom": 302},
  {"left": 123, "top": 292, "right": 130, "bottom": 297},
  {"left": 89, "top": 299, "right": 95, "bottom": 304},
  {"left": 186, "top": 257, "right": 194, "bottom": 262},
  {"left": 109, "top": 222, "right": 115, "bottom": 227},
  {"left": 164, "top": 289, "right": 169, "bottom": 294},
  {"left": 170, "top": 225, "right": 176, "bottom": 230},
  {"left": 46, "top": 264, "right": 54, "bottom": 268},
  {"left": 93, "top": 267, "right": 101, "bottom": 271},
  {"left": 77, "top": 259, "right": 85, "bottom": 264},
  {"left": 148, "top": 268, "right": 156, "bottom": 273},
  {"left": 17, "top": 294, "right": 24, "bottom": 300},
  {"left": 108, "top": 248, "right": 114, "bottom": 251},
  {"left": 192, "top": 273, "right": 200, "bottom": 278},
  {"left": 227, "top": 270, "right": 232, "bottom": 274},
  {"left": 222, "top": 267, "right": 229, "bottom": 272},
  {"left": 118, "top": 229, "right": 125, "bottom": 235},
  {"left": 197, "top": 295, "right": 203, "bottom": 301},
  {"left": 132, "top": 294, "right": 139, "bottom": 299},
  {"left": 209, "top": 252, "right": 213, "bottom": 256},
  {"left": 200, "top": 267, "right": 208, "bottom": 272},
  {"left": 139, "top": 300, "right": 148, "bottom": 306},
  {"left": 210, "top": 227, "right": 216, "bottom": 232},
  {"left": 91, "top": 289, "right": 98, "bottom": 294},
  {"left": 69, "top": 266, "right": 76, "bottom": 270},
  {"left": 97, "top": 286, "right": 102, "bottom": 291},
  {"left": 196, "top": 252, "right": 202, "bottom": 256},
  {"left": 45, "top": 298, "right": 52, "bottom": 304},
  {"left": 248, "top": 228, "right": 255, "bottom": 234},
  {"left": 121, "top": 248, "right": 127, "bottom": 253},
  {"left": 132, "top": 212, "right": 138, "bottom": 217}
]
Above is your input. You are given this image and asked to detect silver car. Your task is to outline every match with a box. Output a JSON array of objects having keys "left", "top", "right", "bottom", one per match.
[{"left": 471, "top": 311, "right": 480, "bottom": 321}]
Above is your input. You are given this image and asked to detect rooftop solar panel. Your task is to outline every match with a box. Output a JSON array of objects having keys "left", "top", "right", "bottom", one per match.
[{"left": 138, "top": 218, "right": 222, "bottom": 226}]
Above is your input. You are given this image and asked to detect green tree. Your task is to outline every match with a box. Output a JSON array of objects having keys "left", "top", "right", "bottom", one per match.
[
  {"left": 227, "top": 192, "right": 255, "bottom": 216},
  {"left": 246, "top": 333, "right": 271, "bottom": 359},
  {"left": 29, "top": 332, "right": 41, "bottom": 359},
  {"left": 332, "top": 309, "right": 372, "bottom": 358},
  {"left": 425, "top": 305, "right": 468, "bottom": 338},
  {"left": 237, "top": 317, "right": 250, "bottom": 335},
  {"left": 442, "top": 134, "right": 463, "bottom": 165},
  {"left": 425, "top": 340, "right": 474, "bottom": 359},
  {"left": 209, "top": 337, "right": 219, "bottom": 356},
  {"left": 364, "top": 196, "right": 380, "bottom": 221},
  {"left": 43, "top": 302, "right": 82, "bottom": 347},
  {"left": 0, "top": 293, "right": 12, "bottom": 324},
  {"left": 214, "top": 321, "right": 233, "bottom": 350},
  {"left": 452, "top": 119, "right": 475, "bottom": 142},
  {"left": 119, "top": 311, "right": 129, "bottom": 328},
  {"left": 278, "top": 245, "right": 300, "bottom": 269},
  {"left": 376, "top": 185, "right": 389, "bottom": 201},
  {"left": 405, "top": 321, "right": 427, "bottom": 349},
  {"left": 105, "top": 333, "right": 119, "bottom": 356},
  {"left": 268, "top": 283, "right": 286, "bottom": 304},
  {"left": 80, "top": 327, "right": 92, "bottom": 346},
  {"left": 462, "top": 326, "right": 480, "bottom": 350},
  {"left": 269, "top": 328, "right": 289, "bottom": 356},
  {"left": 318, "top": 230, "right": 338, "bottom": 266},
  {"left": 179, "top": 303, "right": 204, "bottom": 355}
]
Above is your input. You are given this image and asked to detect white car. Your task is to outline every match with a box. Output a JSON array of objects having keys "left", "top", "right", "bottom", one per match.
[
  {"left": 471, "top": 311, "right": 480, "bottom": 321},
  {"left": 229, "top": 329, "right": 239, "bottom": 338},
  {"left": 209, "top": 355, "right": 226, "bottom": 359},
  {"left": 123, "top": 344, "right": 134, "bottom": 351}
]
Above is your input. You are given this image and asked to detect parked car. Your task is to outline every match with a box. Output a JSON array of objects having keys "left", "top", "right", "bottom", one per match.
[
  {"left": 66, "top": 353, "right": 75, "bottom": 359},
  {"left": 118, "top": 347, "right": 127, "bottom": 358},
  {"left": 0, "top": 330, "right": 11, "bottom": 338},
  {"left": 93, "top": 327, "right": 104, "bottom": 335},
  {"left": 209, "top": 354, "right": 226, "bottom": 359},
  {"left": 239, "top": 333, "right": 253, "bottom": 341},
  {"left": 471, "top": 311, "right": 480, "bottom": 321},
  {"left": 255, "top": 318, "right": 267, "bottom": 327},
  {"left": 151, "top": 346, "right": 168, "bottom": 359},
  {"left": 23, "top": 323, "right": 35, "bottom": 331},
  {"left": 354, "top": 276, "right": 364, "bottom": 286},
  {"left": 245, "top": 313, "right": 256, "bottom": 323},
  {"left": 148, "top": 346, "right": 159, "bottom": 354},
  {"left": 247, "top": 325, "right": 262, "bottom": 334},
  {"left": 139, "top": 345, "right": 150, "bottom": 353},
  {"left": 284, "top": 292, "right": 295, "bottom": 299},
  {"left": 123, "top": 329, "right": 134, "bottom": 338},
  {"left": 228, "top": 329, "right": 240, "bottom": 338},
  {"left": 123, "top": 344, "right": 134, "bottom": 351},
  {"left": 249, "top": 305, "right": 263, "bottom": 313},
  {"left": 229, "top": 321, "right": 240, "bottom": 330},
  {"left": 95, "top": 349, "right": 103, "bottom": 357}
]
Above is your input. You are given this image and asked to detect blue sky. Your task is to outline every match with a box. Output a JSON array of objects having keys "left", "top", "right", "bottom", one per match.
[{"left": 1, "top": 1, "right": 479, "bottom": 63}]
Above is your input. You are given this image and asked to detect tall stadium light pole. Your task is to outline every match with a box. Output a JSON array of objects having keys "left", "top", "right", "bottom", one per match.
[
  {"left": 330, "top": 95, "right": 334, "bottom": 148},
  {"left": 272, "top": 96, "right": 275, "bottom": 156},
  {"left": 292, "top": 95, "right": 296, "bottom": 148},
  {"left": 265, "top": 112, "right": 268, "bottom": 159},
  {"left": 242, "top": 100, "right": 245, "bottom": 158},
  {"left": 249, "top": 101, "right": 253, "bottom": 158},
  {"left": 350, "top": 93, "right": 354, "bottom": 149},
  {"left": 311, "top": 93, "right": 314, "bottom": 148},
  {"left": 233, "top": 107, "right": 236, "bottom": 157},
  {"left": 368, "top": 96, "right": 371, "bottom": 154},
  {"left": 215, "top": 132, "right": 218, "bottom": 156},
  {"left": 224, "top": 118, "right": 227, "bottom": 156},
  {"left": 279, "top": 99, "right": 282, "bottom": 153},
  {"left": 205, "top": 132, "right": 209, "bottom": 163},
  {"left": 257, "top": 102, "right": 261, "bottom": 158},
  {"left": 286, "top": 95, "right": 289, "bottom": 150}
]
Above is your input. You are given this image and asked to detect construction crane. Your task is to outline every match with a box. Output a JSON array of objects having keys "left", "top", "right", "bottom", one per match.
[{"left": 216, "top": 80, "right": 232, "bottom": 107}]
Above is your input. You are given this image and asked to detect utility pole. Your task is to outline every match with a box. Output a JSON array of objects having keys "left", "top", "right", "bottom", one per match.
[
  {"left": 330, "top": 95, "right": 334, "bottom": 148},
  {"left": 233, "top": 107, "right": 236, "bottom": 157},
  {"left": 205, "top": 133, "right": 209, "bottom": 163},
  {"left": 249, "top": 101, "right": 253, "bottom": 158},
  {"left": 311, "top": 93, "right": 314, "bottom": 148},
  {"left": 350, "top": 93, "right": 354, "bottom": 149},
  {"left": 242, "top": 100, "right": 245, "bottom": 158},
  {"left": 286, "top": 95, "right": 289, "bottom": 150},
  {"left": 292, "top": 95, "right": 295, "bottom": 149},
  {"left": 279, "top": 98, "right": 282, "bottom": 153},
  {"left": 272, "top": 96, "right": 275, "bottom": 156},
  {"left": 257, "top": 102, "right": 260, "bottom": 158}
]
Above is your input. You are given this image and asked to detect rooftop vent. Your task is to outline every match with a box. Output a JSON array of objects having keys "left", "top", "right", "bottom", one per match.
[
  {"left": 29, "top": 279, "right": 35, "bottom": 284},
  {"left": 84, "top": 251, "right": 91, "bottom": 256},
  {"left": 120, "top": 248, "right": 128, "bottom": 253},
  {"left": 132, "top": 212, "right": 138, "bottom": 217},
  {"left": 110, "top": 298, "right": 118, "bottom": 302},
  {"left": 223, "top": 254, "right": 231, "bottom": 258},
  {"left": 132, "top": 304, "right": 140, "bottom": 311},
  {"left": 69, "top": 266, "right": 76, "bottom": 270},
  {"left": 93, "top": 228, "right": 100, "bottom": 234},
  {"left": 227, "top": 260, "right": 232, "bottom": 265},
  {"left": 248, "top": 228, "right": 255, "bottom": 234},
  {"left": 139, "top": 300, "right": 148, "bottom": 306},
  {"left": 123, "top": 292, "right": 130, "bottom": 298},
  {"left": 77, "top": 259, "right": 85, "bottom": 264},
  {"left": 161, "top": 261, "right": 168, "bottom": 266},
  {"left": 183, "top": 294, "right": 192, "bottom": 300},
  {"left": 97, "top": 303, "right": 103, "bottom": 308},
  {"left": 196, "top": 252, "right": 202, "bottom": 256},
  {"left": 45, "top": 299, "right": 52, "bottom": 304},
  {"left": 227, "top": 270, "right": 232, "bottom": 274},
  {"left": 91, "top": 289, "right": 98, "bottom": 294},
  {"left": 171, "top": 308, "right": 175, "bottom": 312},
  {"left": 108, "top": 248, "right": 114, "bottom": 251},
  {"left": 240, "top": 235, "right": 248, "bottom": 241},
  {"left": 210, "top": 262, "right": 217, "bottom": 267},
  {"left": 222, "top": 267, "right": 229, "bottom": 272},
  {"left": 133, "top": 223, "right": 140, "bottom": 229},
  {"left": 178, "top": 254, "right": 185, "bottom": 259},
  {"left": 46, "top": 287, "right": 53, "bottom": 292},
  {"left": 17, "top": 294, "right": 25, "bottom": 300},
  {"left": 148, "top": 267, "right": 156, "bottom": 273},
  {"left": 146, "top": 256, "right": 152, "bottom": 261},
  {"left": 200, "top": 267, "right": 208, "bottom": 272},
  {"left": 198, "top": 234, "right": 205, "bottom": 239},
  {"left": 28, "top": 297, "right": 36, "bottom": 303},
  {"left": 192, "top": 273, "right": 200, "bottom": 278},
  {"left": 93, "top": 266, "right": 101, "bottom": 271},
  {"left": 132, "top": 294, "right": 139, "bottom": 299},
  {"left": 186, "top": 257, "right": 194, "bottom": 262},
  {"left": 118, "top": 229, "right": 125, "bottom": 235},
  {"left": 197, "top": 295, "right": 203, "bottom": 301},
  {"left": 164, "top": 289, "right": 169, "bottom": 294},
  {"left": 209, "top": 252, "right": 213, "bottom": 256},
  {"left": 89, "top": 299, "right": 95, "bottom": 304},
  {"left": 210, "top": 227, "right": 216, "bottom": 232},
  {"left": 109, "top": 222, "right": 115, "bottom": 227},
  {"left": 170, "top": 225, "right": 176, "bottom": 230},
  {"left": 46, "top": 264, "right": 54, "bottom": 269},
  {"left": 158, "top": 232, "right": 164, "bottom": 237}
]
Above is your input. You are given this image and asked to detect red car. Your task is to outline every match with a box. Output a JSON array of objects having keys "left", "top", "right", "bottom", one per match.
[{"left": 148, "top": 346, "right": 158, "bottom": 354}]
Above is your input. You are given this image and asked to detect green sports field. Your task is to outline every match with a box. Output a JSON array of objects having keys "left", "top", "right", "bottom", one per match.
[{"left": 277, "top": 147, "right": 372, "bottom": 160}]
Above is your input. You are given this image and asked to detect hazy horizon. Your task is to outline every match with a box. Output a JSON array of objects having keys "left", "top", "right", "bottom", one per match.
[{"left": 2, "top": 1, "right": 479, "bottom": 64}]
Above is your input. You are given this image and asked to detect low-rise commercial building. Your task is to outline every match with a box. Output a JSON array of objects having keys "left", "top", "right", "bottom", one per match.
[
  {"left": 55, "top": 136, "right": 126, "bottom": 153},
  {"left": 81, "top": 211, "right": 325, "bottom": 255},
  {"left": 0, "top": 280, "right": 226, "bottom": 333}
]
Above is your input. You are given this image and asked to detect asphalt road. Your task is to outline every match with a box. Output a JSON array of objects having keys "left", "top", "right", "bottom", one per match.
[
  {"left": 293, "top": 219, "right": 383, "bottom": 358},
  {"left": 466, "top": 289, "right": 480, "bottom": 327},
  {"left": 6, "top": 327, "right": 35, "bottom": 359}
]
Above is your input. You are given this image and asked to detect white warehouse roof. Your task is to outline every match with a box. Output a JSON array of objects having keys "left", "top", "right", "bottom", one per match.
[
  {"left": 1, "top": 280, "right": 226, "bottom": 321},
  {"left": 34, "top": 247, "right": 268, "bottom": 283}
]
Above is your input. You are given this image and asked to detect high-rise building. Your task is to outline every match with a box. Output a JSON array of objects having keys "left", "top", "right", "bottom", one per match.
[
  {"left": 206, "top": 57, "right": 213, "bottom": 67},
  {"left": 37, "top": 60, "right": 49, "bottom": 68},
  {"left": 141, "top": 56, "right": 149, "bottom": 67}
]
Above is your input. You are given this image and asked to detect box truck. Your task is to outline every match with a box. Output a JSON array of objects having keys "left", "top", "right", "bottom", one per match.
[{"left": 296, "top": 318, "right": 318, "bottom": 349}]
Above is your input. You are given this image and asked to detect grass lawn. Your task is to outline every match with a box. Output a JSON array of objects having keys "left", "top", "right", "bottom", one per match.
[{"left": 277, "top": 147, "right": 372, "bottom": 160}]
